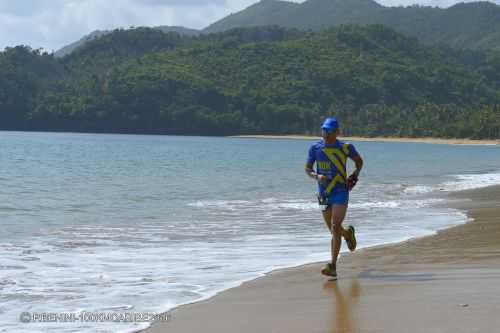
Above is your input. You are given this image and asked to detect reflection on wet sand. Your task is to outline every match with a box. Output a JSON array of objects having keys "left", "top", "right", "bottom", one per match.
[{"left": 323, "top": 279, "right": 361, "bottom": 333}]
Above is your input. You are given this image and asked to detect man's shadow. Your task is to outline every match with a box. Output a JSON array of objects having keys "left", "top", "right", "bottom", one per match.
[{"left": 322, "top": 279, "right": 361, "bottom": 333}]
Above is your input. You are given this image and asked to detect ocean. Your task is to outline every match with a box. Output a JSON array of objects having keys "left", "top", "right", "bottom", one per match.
[{"left": 1, "top": 131, "right": 499, "bottom": 333}]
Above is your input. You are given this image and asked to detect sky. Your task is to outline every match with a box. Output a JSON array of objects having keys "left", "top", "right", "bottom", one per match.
[{"left": 0, "top": 0, "right": 499, "bottom": 52}]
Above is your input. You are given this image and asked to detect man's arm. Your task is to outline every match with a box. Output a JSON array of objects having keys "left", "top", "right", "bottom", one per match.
[
  {"left": 351, "top": 155, "right": 363, "bottom": 177},
  {"left": 305, "top": 162, "right": 318, "bottom": 180},
  {"left": 346, "top": 154, "right": 363, "bottom": 191}
]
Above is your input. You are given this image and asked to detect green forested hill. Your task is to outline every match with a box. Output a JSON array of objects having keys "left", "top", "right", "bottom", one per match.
[
  {"left": 54, "top": 26, "right": 200, "bottom": 58},
  {"left": 205, "top": 0, "right": 500, "bottom": 52},
  {"left": 0, "top": 47, "right": 64, "bottom": 129},
  {"left": 1, "top": 26, "right": 500, "bottom": 138}
]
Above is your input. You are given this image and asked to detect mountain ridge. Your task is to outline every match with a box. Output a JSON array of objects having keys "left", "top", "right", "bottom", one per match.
[
  {"left": 54, "top": 26, "right": 200, "bottom": 57},
  {"left": 55, "top": 0, "right": 500, "bottom": 56},
  {"left": 204, "top": 0, "right": 500, "bottom": 51}
]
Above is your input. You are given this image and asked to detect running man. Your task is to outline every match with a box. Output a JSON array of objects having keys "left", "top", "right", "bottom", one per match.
[{"left": 305, "top": 117, "right": 364, "bottom": 279}]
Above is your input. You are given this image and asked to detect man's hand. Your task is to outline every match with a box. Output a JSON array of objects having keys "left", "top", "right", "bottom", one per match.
[
  {"left": 347, "top": 173, "right": 358, "bottom": 191},
  {"left": 305, "top": 163, "right": 319, "bottom": 181},
  {"left": 317, "top": 175, "right": 329, "bottom": 184}
]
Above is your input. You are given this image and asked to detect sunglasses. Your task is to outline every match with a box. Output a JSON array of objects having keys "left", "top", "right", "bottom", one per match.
[{"left": 322, "top": 128, "right": 336, "bottom": 134}]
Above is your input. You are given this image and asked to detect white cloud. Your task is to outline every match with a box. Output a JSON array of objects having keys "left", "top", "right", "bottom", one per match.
[{"left": 0, "top": 0, "right": 255, "bottom": 51}]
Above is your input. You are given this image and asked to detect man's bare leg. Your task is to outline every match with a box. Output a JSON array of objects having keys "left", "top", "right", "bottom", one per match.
[
  {"left": 322, "top": 205, "right": 349, "bottom": 272},
  {"left": 331, "top": 204, "right": 348, "bottom": 267}
]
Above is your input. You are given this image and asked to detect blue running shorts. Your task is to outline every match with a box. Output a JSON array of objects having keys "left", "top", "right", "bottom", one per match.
[{"left": 320, "top": 190, "right": 349, "bottom": 211}]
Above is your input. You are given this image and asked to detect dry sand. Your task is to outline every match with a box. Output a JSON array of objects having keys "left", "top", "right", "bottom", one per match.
[
  {"left": 143, "top": 186, "right": 500, "bottom": 333},
  {"left": 231, "top": 135, "right": 500, "bottom": 146}
]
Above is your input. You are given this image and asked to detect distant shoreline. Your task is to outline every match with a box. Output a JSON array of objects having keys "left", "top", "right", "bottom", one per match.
[{"left": 230, "top": 135, "right": 500, "bottom": 145}]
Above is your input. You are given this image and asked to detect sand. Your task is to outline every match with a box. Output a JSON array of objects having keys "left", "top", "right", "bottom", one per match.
[
  {"left": 142, "top": 185, "right": 500, "bottom": 333},
  {"left": 230, "top": 135, "right": 500, "bottom": 146}
]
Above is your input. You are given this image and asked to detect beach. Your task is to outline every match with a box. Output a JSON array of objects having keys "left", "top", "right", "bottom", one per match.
[
  {"left": 143, "top": 185, "right": 500, "bottom": 333},
  {"left": 231, "top": 135, "right": 500, "bottom": 146}
]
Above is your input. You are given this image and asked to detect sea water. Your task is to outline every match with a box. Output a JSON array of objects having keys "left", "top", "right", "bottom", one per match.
[{"left": 1, "top": 131, "right": 499, "bottom": 333}]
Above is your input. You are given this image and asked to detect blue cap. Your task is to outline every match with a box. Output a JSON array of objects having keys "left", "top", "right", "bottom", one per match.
[{"left": 321, "top": 117, "right": 339, "bottom": 132}]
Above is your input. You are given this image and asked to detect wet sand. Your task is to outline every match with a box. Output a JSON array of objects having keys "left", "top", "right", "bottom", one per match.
[
  {"left": 231, "top": 135, "right": 500, "bottom": 146},
  {"left": 143, "top": 185, "right": 500, "bottom": 333}
]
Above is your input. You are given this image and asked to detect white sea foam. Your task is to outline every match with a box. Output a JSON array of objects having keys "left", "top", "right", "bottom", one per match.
[
  {"left": 189, "top": 196, "right": 444, "bottom": 213},
  {"left": 187, "top": 200, "right": 252, "bottom": 210},
  {"left": 403, "top": 184, "right": 435, "bottom": 195},
  {"left": 352, "top": 200, "right": 401, "bottom": 209},
  {"left": 188, "top": 198, "right": 318, "bottom": 211},
  {"left": 262, "top": 201, "right": 318, "bottom": 210},
  {"left": 441, "top": 171, "right": 500, "bottom": 192},
  {"left": 401, "top": 170, "right": 500, "bottom": 195},
  {"left": 352, "top": 198, "right": 444, "bottom": 209}
]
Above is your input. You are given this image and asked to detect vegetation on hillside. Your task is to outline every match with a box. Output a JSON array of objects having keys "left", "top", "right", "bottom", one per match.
[
  {"left": 1, "top": 26, "right": 500, "bottom": 138},
  {"left": 206, "top": 0, "right": 500, "bottom": 53}
]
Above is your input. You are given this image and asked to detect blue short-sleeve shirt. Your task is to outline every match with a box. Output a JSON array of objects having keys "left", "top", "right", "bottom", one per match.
[{"left": 307, "top": 139, "right": 359, "bottom": 196}]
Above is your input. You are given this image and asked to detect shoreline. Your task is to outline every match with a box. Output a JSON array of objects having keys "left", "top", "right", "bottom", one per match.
[
  {"left": 2, "top": 131, "right": 498, "bottom": 146},
  {"left": 142, "top": 185, "right": 500, "bottom": 333},
  {"left": 230, "top": 134, "right": 500, "bottom": 145}
]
